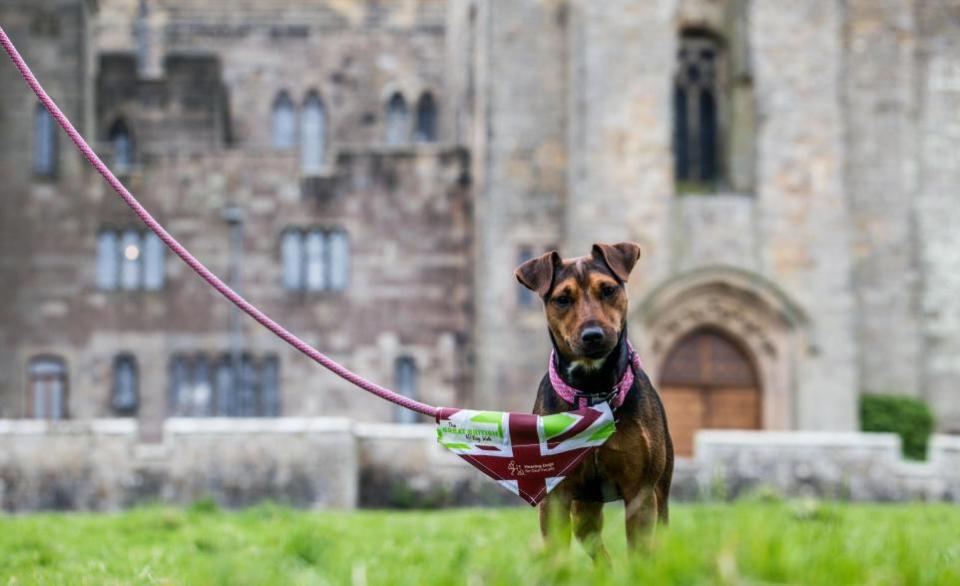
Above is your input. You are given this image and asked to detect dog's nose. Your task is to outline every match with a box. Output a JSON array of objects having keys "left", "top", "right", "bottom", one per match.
[{"left": 580, "top": 326, "right": 605, "bottom": 345}]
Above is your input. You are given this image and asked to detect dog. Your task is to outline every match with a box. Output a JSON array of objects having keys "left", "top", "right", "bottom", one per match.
[{"left": 514, "top": 242, "right": 674, "bottom": 559}]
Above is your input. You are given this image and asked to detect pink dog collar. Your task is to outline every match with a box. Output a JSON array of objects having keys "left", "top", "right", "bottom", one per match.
[{"left": 548, "top": 343, "right": 643, "bottom": 410}]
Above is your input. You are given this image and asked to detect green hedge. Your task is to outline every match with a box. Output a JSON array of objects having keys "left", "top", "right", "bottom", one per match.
[{"left": 859, "top": 394, "right": 934, "bottom": 460}]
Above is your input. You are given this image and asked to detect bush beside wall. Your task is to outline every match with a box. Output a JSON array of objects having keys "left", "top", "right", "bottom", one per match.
[{"left": 860, "top": 394, "right": 934, "bottom": 460}]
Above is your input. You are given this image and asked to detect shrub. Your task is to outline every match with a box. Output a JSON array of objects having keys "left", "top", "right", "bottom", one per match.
[{"left": 860, "top": 394, "right": 934, "bottom": 460}]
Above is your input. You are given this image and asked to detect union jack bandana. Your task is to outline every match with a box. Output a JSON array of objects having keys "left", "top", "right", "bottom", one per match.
[{"left": 436, "top": 402, "right": 615, "bottom": 506}]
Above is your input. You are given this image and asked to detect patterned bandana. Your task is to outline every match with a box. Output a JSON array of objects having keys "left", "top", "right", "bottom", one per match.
[
  {"left": 436, "top": 403, "right": 616, "bottom": 506},
  {"left": 549, "top": 342, "right": 642, "bottom": 409}
]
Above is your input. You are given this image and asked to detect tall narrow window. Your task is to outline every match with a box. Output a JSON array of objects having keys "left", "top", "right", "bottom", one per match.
[
  {"left": 97, "top": 231, "right": 119, "bottom": 290},
  {"left": 261, "top": 356, "right": 280, "bottom": 417},
  {"left": 34, "top": 104, "right": 57, "bottom": 177},
  {"left": 394, "top": 356, "right": 418, "bottom": 424},
  {"left": 281, "top": 229, "right": 303, "bottom": 290},
  {"left": 674, "top": 31, "right": 722, "bottom": 188},
  {"left": 328, "top": 230, "right": 349, "bottom": 291},
  {"left": 300, "top": 92, "right": 327, "bottom": 174},
  {"left": 29, "top": 356, "right": 67, "bottom": 420},
  {"left": 304, "top": 229, "right": 327, "bottom": 292},
  {"left": 215, "top": 355, "right": 235, "bottom": 416},
  {"left": 111, "top": 354, "right": 139, "bottom": 415},
  {"left": 385, "top": 92, "right": 409, "bottom": 146},
  {"left": 169, "top": 356, "right": 190, "bottom": 416},
  {"left": 517, "top": 247, "right": 535, "bottom": 308},
  {"left": 120, "top": 229, "right": 142, "bottom": 291},
  {"left": 272, "top": 91, "right": 296, "bottom": 150},
  {"left": 237, "top": 354, "right": 257, "bottom": 417},
  {"left": 109, "top": 119, "right": 133, "bottom": 174},
  {"left": 193, "top": 355, "right": 213, "bottom": 417},
  {"left": 143, "top": 232, "right": 165, "bottom": 290},
  {"left": 414, "top": 92, "right": 438, "bottom": 143}
]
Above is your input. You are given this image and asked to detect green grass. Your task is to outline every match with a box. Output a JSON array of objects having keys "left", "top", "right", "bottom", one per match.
[{"left": 1, "top": 501, "right": 958, "bottom": 585}]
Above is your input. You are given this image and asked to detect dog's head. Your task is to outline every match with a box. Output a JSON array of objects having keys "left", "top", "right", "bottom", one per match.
[{"left": 514, "top": 242, "right": 641, "bottom": 368}]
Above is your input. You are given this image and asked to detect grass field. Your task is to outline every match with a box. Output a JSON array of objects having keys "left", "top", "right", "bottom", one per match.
[{"left": 1, "top": 500, "right": 958, "bottom": 585}]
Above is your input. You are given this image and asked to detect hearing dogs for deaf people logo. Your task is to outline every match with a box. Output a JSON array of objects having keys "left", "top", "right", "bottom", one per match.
[{"left": 436, "top": 404, "right": 616, "bottom": 505}]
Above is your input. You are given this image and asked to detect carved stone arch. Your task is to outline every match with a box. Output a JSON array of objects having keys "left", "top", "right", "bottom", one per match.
[{"left": 632, "top": 267, "right": 810, "bottom": 432}]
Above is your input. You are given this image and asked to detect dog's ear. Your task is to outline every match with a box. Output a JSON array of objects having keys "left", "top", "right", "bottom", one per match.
[
  {"left": 514, "top": 250, "right": 562, "bottom": 298},
  {"left": 592, "top": 242, "right": 642, "bottom": 283}
]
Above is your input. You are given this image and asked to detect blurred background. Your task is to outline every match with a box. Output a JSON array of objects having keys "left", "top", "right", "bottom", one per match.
[{"left": 0, "top": 0, "right": 958, "bottom": 511}]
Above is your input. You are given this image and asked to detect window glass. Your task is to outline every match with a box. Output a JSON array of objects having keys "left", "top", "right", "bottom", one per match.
[
  {"left": 300, "top": 92, "right": 327, "bottom": 174},
  {"left": 97, "top": 231, "right": 119, "bottom": 290}
]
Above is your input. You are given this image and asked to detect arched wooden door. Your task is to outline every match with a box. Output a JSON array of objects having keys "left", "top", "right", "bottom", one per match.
[{"left": 659, "top": 329, "right": 761, "bottom": 456}]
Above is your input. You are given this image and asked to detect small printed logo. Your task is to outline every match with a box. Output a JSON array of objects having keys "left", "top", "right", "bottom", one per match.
[{"left": 507, "top": 460, "right": 525, "bottom": 477}]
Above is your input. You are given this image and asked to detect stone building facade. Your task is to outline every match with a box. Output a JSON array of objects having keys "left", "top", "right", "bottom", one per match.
[{"left": 1, "top": 0, "right": 958, "bottom": 458}]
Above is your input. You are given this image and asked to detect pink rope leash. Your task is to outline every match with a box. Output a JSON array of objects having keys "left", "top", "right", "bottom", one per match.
[{"left": 0, "top": 25, "right": 439, "bottom": 417}]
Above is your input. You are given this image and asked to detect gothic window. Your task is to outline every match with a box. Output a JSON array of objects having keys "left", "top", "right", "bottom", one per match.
[
  {"left": 517, "top": 247, "right": 535, "bottom": 308},
  {"left": 300, "top": 91, "right": 327, "bottom": 174},
  {"left": 109, "top": 119, "right": 134, "bottom": 174},
  {"left": 261, "top": 356, "right": 281, "bottom": 416},
  {"left": 111, "top": 354, "right": 139, "bottom": 415},
  {"left": 34, "top": 104, "right": 57, "bottom": 177},
  {"left": 328, "top": 229, "right": 350, "bottom": 291},
  {"left": 385, "top": 92, "right": 409, "bottom": 146},
  {"left": 119, "top": 229, "right": 142, "bottom": 291},
  {"left": 281, "top": 229, "right": 304, "bottom": 290},
  {"left": 272, "top": 91, "right": 296, "bottom": 150},
  {"left": 29, "top": 356, "right": 67, "bottom": 420},
  {"left": 96, "top": 231, "right": 119, "bottom": 290},
  {"left": 281, "top": 228, "right": 349, "bottom": 292},
  {"left": 394, "top": 356, "right": 418, "bottom": 424},
  {"left": 414, "top": 92, "right": 438, "bottom": 143},
  {"left": 143, "top": 232, "right": 165, "bottom": 290},
  {"left": 304, "top": 229, "right": 327, "bottom": 292},
  {"left": 97, "top": 229, "right": 164, "bottom": 291},
  {"left": 215, "top": 354, "right": 235, "bottom": 416},
  {"left": 171, "top": 353, "right": 281, "bottom": 417},
  {"left": 674, "top": 31, "right": 722, "bottom": 188}
]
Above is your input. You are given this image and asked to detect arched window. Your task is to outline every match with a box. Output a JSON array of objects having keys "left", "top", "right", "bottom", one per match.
[
  {"left": 34, "top": 104, "right": 57, "bottom": 177},
  {"left": 109, "top": 119, "right": 134, "bottom": 174},
  {"left": 111, "top": 354, "right": 139, "bottom": 415},
  {"left": 280, "top": 229, "right": 303, "bottom": 290},
  {"left": 272, "top": 91, "right": 296, "bottom": 150},
  {"left": 119, "top": 229, "right": 142, "bottom": 291},
  {"left": 96, "top": 230, "right": 119, "bottom": 290},
  {"left": 143, "top": 232, "right": 165, "bottom": 290},
  {"left": 328, "top": 230, "right": 349, "bottom": 291},
  {"left": 169, "top": 356, "right": 188, "bottom": 416},
  {"left": 215, "top": 354, "right": 235, "bottom": 416},
  {"left": 304, "top": 229, "right": 327, "bottom": 292},
  {"left": 414, "top": 92, "right": 438, "bottom": 143},
  {"left": 300, "top": 92, "right": 327, "bottom": 174},
  {"left": 261, "top": 356, "right": 281, "bottom": 417},
  {"left": 394, "top": 356, "right": 418, "bottom": 424},
  {"left": 674, "top": 31, "right": 722, "bottom": 187},
  {"left": 385, "top": 92, "right": 409, "bottom": 146},
  {"left": 28, "top": 356, "right": 67, "bottom": 420}
]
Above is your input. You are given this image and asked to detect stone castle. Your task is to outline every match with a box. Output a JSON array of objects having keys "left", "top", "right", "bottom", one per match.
[{"left": 2, "top": 0, "right": 958, "bottom": 466}]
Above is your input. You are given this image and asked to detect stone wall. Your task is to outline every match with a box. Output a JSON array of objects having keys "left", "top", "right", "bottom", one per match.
[{"left": 1, "top": 418, "right": 958, "bottom": 512}]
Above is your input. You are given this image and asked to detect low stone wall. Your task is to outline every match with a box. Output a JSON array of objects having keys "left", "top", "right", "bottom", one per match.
[{"left": 0, "top": 419, "right": 958, "bottom": 511}]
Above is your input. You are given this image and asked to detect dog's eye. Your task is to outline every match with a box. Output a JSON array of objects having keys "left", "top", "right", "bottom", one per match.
[
  {"left": 553, "top": 295, "right": 572, "bottom": 308},
  {"left": 601, "top": 285, "right": 618, "bottom": 298}
]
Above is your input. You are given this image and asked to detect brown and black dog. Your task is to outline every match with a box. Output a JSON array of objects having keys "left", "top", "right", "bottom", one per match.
[{"left": 515, "top": 242, "right": 673, "bottom": 559}]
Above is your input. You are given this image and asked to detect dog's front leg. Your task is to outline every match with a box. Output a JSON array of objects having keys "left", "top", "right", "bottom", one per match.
[
  {"left": 538, "top": 489, "right": 573, "bottom": 548},
  {"left": 624, "top": 485, "right": 658, "bottom": 552}
]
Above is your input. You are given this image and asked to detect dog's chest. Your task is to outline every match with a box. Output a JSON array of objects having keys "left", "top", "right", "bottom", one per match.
[{"left": 566, "top": 424, "right": 644, "bottom": 502}]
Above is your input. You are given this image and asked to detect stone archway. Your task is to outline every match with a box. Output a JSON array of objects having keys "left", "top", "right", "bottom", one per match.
[{"left": 632, "top": 267, "right": 810, "bottom": 446}]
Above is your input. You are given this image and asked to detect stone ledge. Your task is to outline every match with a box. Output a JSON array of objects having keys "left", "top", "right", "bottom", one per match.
[
  {"left": 0, "top": 418, "right": 137, "bottom": 436},
  {"left": 354, "top": 422, "right": 436, "bottom": 439},
  {"left": 163, "top": 417, "right": 354, "bottom": 434},
  {"left": 696, "top": 430, "right": 901, "bottom": 449}
]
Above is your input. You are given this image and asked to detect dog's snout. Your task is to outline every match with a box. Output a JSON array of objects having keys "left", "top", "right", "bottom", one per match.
[{"left": 580, "top": 326, "right": 605, "bottom": 345}]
